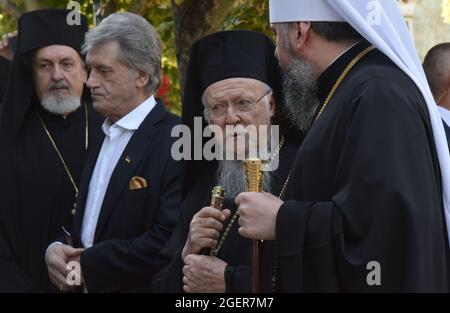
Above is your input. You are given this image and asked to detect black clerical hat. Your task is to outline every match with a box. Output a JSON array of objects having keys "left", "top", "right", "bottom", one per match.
[
  {"left": 0, "top": 9, "right": 89, "bottom": 133},
  {"left": 18, "top": 9, "right": 88, "bottom": 56}
]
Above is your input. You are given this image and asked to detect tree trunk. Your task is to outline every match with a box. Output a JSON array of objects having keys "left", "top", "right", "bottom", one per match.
[
  {"left": 129, "top": 0, "right": 148, "bottom": 15},
  {"left": 172, "top": 0, "right": 235, "bottom": 99},
  {"left": 0, "top": 0, "right": 23, "bottom": 18},
  {"left": 23, "top": 0, "right": 42, "bottom": 11},
  {"left": 103, "top": 0, "right": 118, "bottom": 17}
]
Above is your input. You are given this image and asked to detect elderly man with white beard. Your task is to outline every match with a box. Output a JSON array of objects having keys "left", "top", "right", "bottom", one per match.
[
  {"left": 151, "top": 30, "right": 302, "bottom": 293},
  {"left": 0, "top": 9, "right": 103, "bottom": 292}
]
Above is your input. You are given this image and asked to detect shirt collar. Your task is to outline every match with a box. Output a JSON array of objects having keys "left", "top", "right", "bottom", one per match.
[
  {"left": 102, "top": 95, "right": 157, "bottom": 135},
  {"left": 438, "top": 106, "right": 450, "bottom": 128},
  {"left": 326, "top": 41, "right": 361, "bottom": 70}
]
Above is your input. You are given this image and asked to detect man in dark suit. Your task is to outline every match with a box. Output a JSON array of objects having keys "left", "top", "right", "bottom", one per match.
[{"left": 45, "top": 12, "right": 183, "bottom": 292}]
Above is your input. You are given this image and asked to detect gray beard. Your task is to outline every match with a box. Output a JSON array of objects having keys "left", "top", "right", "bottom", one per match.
[
  {"left": 41, "top": 94, "right": 81, "bottom": 115},
  {"left": 282, "top": 57, "right": 320, "bottom": 132},
  {"left": 217, "top": 160, "right": 271, "bottom": 200}
]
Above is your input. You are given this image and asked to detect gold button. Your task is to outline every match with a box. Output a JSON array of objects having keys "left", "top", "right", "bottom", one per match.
[{"left": 71, "top": 209, "right": 76, "bottom": 216}]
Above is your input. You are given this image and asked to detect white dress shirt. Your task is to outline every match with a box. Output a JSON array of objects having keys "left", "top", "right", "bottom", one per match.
[
  {"left": 81, "top": 96, "right": 157, "bottom": 248},
  {"left": 439, "top": 106, "right": 450, "bottom": 129}
]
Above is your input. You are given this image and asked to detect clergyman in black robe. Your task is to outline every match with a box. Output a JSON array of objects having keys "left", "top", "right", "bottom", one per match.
[
  {"left": 151, "top": 30, "right": 302, "bottom": 293},
  {"left": 0, "top": 9, "right": 103, "bottom": 292},
  {"left": 236, "top": 7, "right": 450, "bottom": 292}
]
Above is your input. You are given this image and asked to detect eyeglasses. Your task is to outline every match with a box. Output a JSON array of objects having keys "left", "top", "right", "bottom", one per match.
[{"left": 205, "top": 90, "right": 271, "bottom": 119}]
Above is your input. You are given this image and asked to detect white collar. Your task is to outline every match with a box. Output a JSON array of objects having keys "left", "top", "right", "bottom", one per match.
[
  {"left": 326, "top": 41, "right": 361, "bottom": 70},
  {"left": 438, "top": 106, "right": 450, "bottom": 128},
  {"left": 102, "top": 95, "right": 156, "bottom": 134}
]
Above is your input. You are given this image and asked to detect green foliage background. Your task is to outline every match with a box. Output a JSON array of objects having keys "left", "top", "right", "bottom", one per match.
[{"left": 0, "top": 0, "right": 272, "bottom": 115}]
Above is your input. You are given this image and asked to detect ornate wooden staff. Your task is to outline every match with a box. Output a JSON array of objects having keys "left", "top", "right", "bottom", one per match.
[
  {"left": 202, "top": 186, "right": 225, "bottom": 256},
  {"left": 243, "top": 159, "right": 263, "bottom": 293},
  {"left": 210, "top": 186, "right": 225, "bottom": 210}
]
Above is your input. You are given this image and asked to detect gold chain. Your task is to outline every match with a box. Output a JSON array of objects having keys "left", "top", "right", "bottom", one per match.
[
  {"left": 315, "top": 46, "right": 376, "bottom": 121},
  {"left": 36, "top": 102, "right": 89, "bottom": 196},
  {"left": 271, "top": 45, "right": 376, "bottom": 292},
  {"left": 265, "top": 135, "right": 285, "bottom": 165},
  {"left": 210, "top": 137, "right": 290, "bottom": 257}
]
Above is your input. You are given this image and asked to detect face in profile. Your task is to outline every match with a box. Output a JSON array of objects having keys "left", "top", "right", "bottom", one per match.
[{"left": 85, "top": 40, "right": 144, "bottom": 121}]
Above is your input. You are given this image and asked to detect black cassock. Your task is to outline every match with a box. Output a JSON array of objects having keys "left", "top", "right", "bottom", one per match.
[
  {"left": 151, "top": 138, "right": 300, "bottom": 293},
  {"left": 0, "top": 56, "right": 11, "bottom": 104},
  {"left": 0, "top": 101, "right": 103, "bottom": 292},
  {"left": 273, "top": 41, "right": 450, "bottom": 292}
]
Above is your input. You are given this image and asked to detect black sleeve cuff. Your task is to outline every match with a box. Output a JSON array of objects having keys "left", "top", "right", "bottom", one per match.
[{"left": 224, "top": 265, "right": 250, "bottom": 293}]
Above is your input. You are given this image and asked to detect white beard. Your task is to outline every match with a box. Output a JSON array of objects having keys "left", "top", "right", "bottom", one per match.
[
  {"left": 40, "top": 94, "right": 81, "bottom": 115},
  {"left": 217, "top": 160, "right": 271, "bottom": 200}
]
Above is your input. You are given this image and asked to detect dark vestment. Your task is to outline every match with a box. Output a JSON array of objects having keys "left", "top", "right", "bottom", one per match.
[
  {"left": 0, "top": 56, "right": 11, "bottom": 104},
  {"left": 273, "top": 41, "right": 450, "bottom": 292},
  {"left": 0, "top": 9, "right": 98, "bottom": 292},
  {"left": 0, "top": 100, "right": 103, "bottom": 292}
]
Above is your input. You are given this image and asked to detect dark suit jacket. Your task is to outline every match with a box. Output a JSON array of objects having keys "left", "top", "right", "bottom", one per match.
[{"left": 71, "top": 99, "right": 183, "bottom": 292}]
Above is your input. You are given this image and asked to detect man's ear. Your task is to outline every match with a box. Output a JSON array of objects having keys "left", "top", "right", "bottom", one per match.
[
  {"left": 294, "top": 22, "right": 312, "bottom": 50},
  {"left": 136, "top": 70, "right": 150, "bottom": 88},
  {"left": 269, "top": 93, "right": 276, "bottom": 117},
  {"left": 82, "top": 64, "right": 88, "bottom": 83}
]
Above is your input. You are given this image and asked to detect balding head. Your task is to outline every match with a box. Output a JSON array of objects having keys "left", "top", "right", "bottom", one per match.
[{"left": 423, "top": 43, "right": 450, "bottom": 103}]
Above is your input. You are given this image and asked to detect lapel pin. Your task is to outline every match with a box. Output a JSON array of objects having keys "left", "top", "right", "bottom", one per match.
[{"left": 125, "top": 156, "right": 132, "bottom": 164}]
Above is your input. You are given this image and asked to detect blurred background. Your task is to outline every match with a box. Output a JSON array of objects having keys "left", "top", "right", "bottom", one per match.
[{"left": 0, "top": 0, "right": 449, "bottom": 114}]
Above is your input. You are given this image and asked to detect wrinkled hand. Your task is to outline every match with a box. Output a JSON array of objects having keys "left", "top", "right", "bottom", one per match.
[
  {"left": 45, "top": 243, "right": 84, "bottom": 292},
  {"left": 0, "top": 32, "right": 16, "bottom": 61},
  {"left": 182, "top": 254, "right": 227, "bottom": 293},
  {"left": 235, "top": 192, "right": 283, "bottom": 240},
  {"left": 182, "top": 207, "right": 231, "bottom": 259}
]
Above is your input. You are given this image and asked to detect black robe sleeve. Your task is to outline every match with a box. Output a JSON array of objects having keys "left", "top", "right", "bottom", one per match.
[
  {"left": 0, "top": 56, "right": 11, "bottom": 104},
  {"left": 224, "top": 265, "right": 250, "bottom": 293},
  {"left": 275, "top": 78, "right": 449, "bottom": 292},
  {"left": 150, "top": 166, "right": 216, "bottom": 293},
  {"left": 0, "top": 225, "right": 33, "bottom": 292},
  {"left": 0, "top": 131, "right": 33, "bottom": 292}
]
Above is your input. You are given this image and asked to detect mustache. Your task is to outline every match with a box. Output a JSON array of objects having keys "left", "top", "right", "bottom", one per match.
[
  {"left": 48, "top": 81, "right": 69, "bottom": 91},
  {"left": 90, "top": 89, "right": 104, "bottom": 97},
  {"left": 224, "top": 126, "right": 248, "bottom": 138}
]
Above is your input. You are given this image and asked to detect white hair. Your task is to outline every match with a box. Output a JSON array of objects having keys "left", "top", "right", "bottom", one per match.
[{"left": 82, "top": 12, "right": 163, "bottom": 93}]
